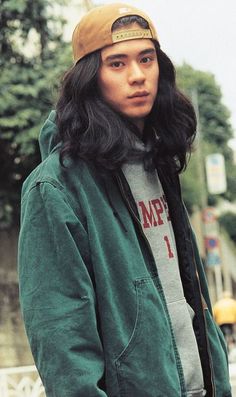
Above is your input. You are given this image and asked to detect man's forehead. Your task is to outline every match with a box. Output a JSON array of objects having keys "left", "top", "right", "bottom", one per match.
[{"left": 101, "top": 38, "right": 156, "bottom": 60}]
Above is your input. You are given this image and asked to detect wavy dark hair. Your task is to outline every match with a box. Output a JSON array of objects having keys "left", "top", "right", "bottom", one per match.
[{"left": 55, "top": 16, "right": 196, "bottom": 173}]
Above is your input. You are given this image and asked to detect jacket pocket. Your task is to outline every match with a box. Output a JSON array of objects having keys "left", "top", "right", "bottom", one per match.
[{"left": 114, "top": 275, "right": 183, "bottom": 397}]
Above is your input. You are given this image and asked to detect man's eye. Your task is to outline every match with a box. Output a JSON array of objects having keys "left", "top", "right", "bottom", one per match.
[
  {"left": 141, "top": 56, "right": 152, "bottom": 64},
  {"left": 110, "top": 61, "right": 123, "bottom": 68}
]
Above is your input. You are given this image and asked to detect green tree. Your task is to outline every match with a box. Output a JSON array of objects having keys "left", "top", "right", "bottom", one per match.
[
  {"left": 177, "top": 64, "right": 233, "bottom": 147},
  {"left": 0, "top": 0, "right": 72, "bottom": 228},
  {"left": 177, "top": 64, "right": 236, "bottom": 212},
  {"left": 218, "top": 212, "right": 236, "bottom": 243}
]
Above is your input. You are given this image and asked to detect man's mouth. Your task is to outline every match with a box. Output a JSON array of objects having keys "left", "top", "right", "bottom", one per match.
[{"left": 128, "top": 91, "right": 149, "bottom": 98}]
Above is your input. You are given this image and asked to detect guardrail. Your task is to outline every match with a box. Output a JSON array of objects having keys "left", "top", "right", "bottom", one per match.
[{"left": 0, "top": 365, "right": 45, "bottom": 397}]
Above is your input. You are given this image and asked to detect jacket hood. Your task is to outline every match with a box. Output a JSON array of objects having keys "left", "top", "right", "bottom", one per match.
[{"left": 39, "top": 110, "right": 58, "bottom": 161}]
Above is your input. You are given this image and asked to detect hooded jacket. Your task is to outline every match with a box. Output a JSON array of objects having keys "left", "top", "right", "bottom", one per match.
[{"left": 18, "top": 111, "right": 231, "bottom": 397}]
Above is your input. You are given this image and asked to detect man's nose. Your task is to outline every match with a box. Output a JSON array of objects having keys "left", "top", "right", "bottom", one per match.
[{"left": 128, "top": 62, "right": 145, "bottom": 84}]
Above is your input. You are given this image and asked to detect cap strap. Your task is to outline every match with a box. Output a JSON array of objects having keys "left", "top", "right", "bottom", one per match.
[{"left": 112, "top": 29, "right": 152, "bottom": 43}]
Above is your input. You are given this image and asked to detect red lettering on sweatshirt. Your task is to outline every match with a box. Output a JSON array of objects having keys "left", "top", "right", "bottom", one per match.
[
  {"left": 138, "top": 201, "right": 157, "bottom": 228},
  {"left": 161, "top": 195, "right": 170, "bottom": 221},
  {"left": 164, "top": 235, "right": 174, "bottom": 258},
  {"left": 151, "top": 199, "right": 164, "bottom": 225},
  {"left": 138, "top": 198, "right": 165, "bottom": 229}
]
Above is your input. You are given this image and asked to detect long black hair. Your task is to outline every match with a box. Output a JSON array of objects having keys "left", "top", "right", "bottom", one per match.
[{"left": 55, "top": 16, "right": 196, "bottom": 173}]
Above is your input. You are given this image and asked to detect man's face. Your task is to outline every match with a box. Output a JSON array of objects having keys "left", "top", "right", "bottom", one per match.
[{"left": 98, "top": 29, "right": 159, "bottom": 131}]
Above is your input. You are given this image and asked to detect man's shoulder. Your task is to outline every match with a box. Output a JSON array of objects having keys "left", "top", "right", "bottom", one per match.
[{"left": 21, "top": 151, "right": 89, "bottom": 200}]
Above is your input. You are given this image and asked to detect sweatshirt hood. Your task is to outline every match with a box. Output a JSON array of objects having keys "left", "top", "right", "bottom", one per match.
[{"left": 39, "top": 110, "right": 58, "bottom": 161}]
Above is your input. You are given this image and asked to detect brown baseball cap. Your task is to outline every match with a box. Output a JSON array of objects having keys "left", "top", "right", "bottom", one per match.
[{"left": 72, "top": 3, "right": 159, "bottom": 63}]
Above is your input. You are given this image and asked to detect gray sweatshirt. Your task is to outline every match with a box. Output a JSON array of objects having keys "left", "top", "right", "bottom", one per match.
[{"left": 122, "top": 161, "right": 206, "bottom": 397}]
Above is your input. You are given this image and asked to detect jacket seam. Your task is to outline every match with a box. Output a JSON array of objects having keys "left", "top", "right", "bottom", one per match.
[{"left": 21, "top": 179, "right": 85, "bottom": 226}]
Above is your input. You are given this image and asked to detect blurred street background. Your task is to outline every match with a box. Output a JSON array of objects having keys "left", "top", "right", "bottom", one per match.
[
  {"left": 230, "top": 364, "right": 236, "bottom": 395},
  {"left": 1, "top": 0, "right": 236, "bottom": 395}
]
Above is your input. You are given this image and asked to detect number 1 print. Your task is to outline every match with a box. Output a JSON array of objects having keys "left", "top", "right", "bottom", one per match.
[{"left": 164, "top": 236, "right": 174, "bottom": 258}]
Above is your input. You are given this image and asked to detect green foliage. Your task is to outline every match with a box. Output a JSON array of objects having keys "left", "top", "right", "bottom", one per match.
[
  {"left": 218, "top": 212, "right": 236, "bottom": 243},
  {"left": 0, "top": 0, "right": 66, "bottom": 62},
  {"left": 177, "top": 63, "right": 236, "bottom": 212},
  {"left": 0, "top": 0, "right": 72, "bottom": 228},
  {"left": 177, "top": 63, "right": 233, "bottom": 147},
  {"left": 180, "top": 152, "right": 203, "bottom": 214},
  {"left": 224, "top": 160, "right": 236, "bottom": 202}
]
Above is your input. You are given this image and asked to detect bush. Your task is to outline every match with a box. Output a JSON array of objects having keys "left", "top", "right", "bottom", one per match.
[{"left": 218, "top": 212, "right": 236, "bottom": 243}]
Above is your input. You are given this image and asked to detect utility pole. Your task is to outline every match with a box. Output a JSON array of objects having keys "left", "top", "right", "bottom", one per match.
[
  {"left": 191, "top": 89, "right": 208, "bottom": 210},
  {"left": 191, "top": 89, "right": 223, "bottom": 302}
]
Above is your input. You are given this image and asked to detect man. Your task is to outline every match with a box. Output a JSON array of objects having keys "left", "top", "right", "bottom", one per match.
[{"left": 18, "top": 3, "right": 231, "bottom": 397}]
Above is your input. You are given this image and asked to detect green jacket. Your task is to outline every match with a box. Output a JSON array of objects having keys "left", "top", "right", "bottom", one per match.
[{"left": 18, "top": 111, "right": 231, "bottom": 397}]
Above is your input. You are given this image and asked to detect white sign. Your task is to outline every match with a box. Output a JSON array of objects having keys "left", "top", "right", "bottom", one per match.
[
  {"left": 205, "top": 153, "right": 227, "bottom": 194},
  {"left": 202, "top": 207, "right": 218, "bottom": 236}
]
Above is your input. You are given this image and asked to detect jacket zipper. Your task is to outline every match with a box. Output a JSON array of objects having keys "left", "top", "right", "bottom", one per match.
[{"left": 115, "top": 173, "right": 158, "bottom": 275}]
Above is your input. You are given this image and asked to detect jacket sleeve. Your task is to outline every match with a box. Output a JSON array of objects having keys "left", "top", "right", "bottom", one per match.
[{"left": 18, "top": 181, "right": 107, "bottom": 397}]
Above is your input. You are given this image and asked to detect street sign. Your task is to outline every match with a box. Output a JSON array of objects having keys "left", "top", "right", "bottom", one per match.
[
  {"left": 205, "top": 153, "right": 227, "bottom": 194},
  {"left": 202, "top": 207, "right": 219, "bottom": 236},
  {"left": 205, "top": 236, "right": 221, "bottom": 266},
  {"left": 202, "top": 207, "right": 221, "bottom": 267},
  {"left": 206, "top": 252, "right": 221, "bottom": 266},
  {"left": 205, "top": 237, "right": 219, "bottom": 250},
  {"left": 202, "top": 207, "right": 216, "bottom": 224}
]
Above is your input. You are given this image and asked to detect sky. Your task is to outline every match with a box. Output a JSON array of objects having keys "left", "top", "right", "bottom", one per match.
[{"left": 90, "top": 0, "right": 236, "bottom": 141}]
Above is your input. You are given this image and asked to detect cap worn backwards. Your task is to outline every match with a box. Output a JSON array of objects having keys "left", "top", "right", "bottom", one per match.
[{"left": 72, "top": 3, "right": 159, "bottom": 63}]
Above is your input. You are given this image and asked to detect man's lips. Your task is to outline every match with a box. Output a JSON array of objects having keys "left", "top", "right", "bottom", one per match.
[{"left": 128, "top": 91, "right": 149, "bottom": 98}]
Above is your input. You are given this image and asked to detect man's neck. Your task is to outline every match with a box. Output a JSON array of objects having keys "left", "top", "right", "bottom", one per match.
[{"left": 133, "top": 119, "right": 145, "bottom": 137}]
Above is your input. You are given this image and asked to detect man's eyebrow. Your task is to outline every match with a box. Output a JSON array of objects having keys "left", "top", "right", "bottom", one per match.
[
  {"left": 139, "top": 48, "right": 156, "bottom": 56},
  {"left": 105, "top": 53, "right": 127, "bottom": 61},
  {"left": 104, "top": 48, "right": 156, "bottom": 62}
]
